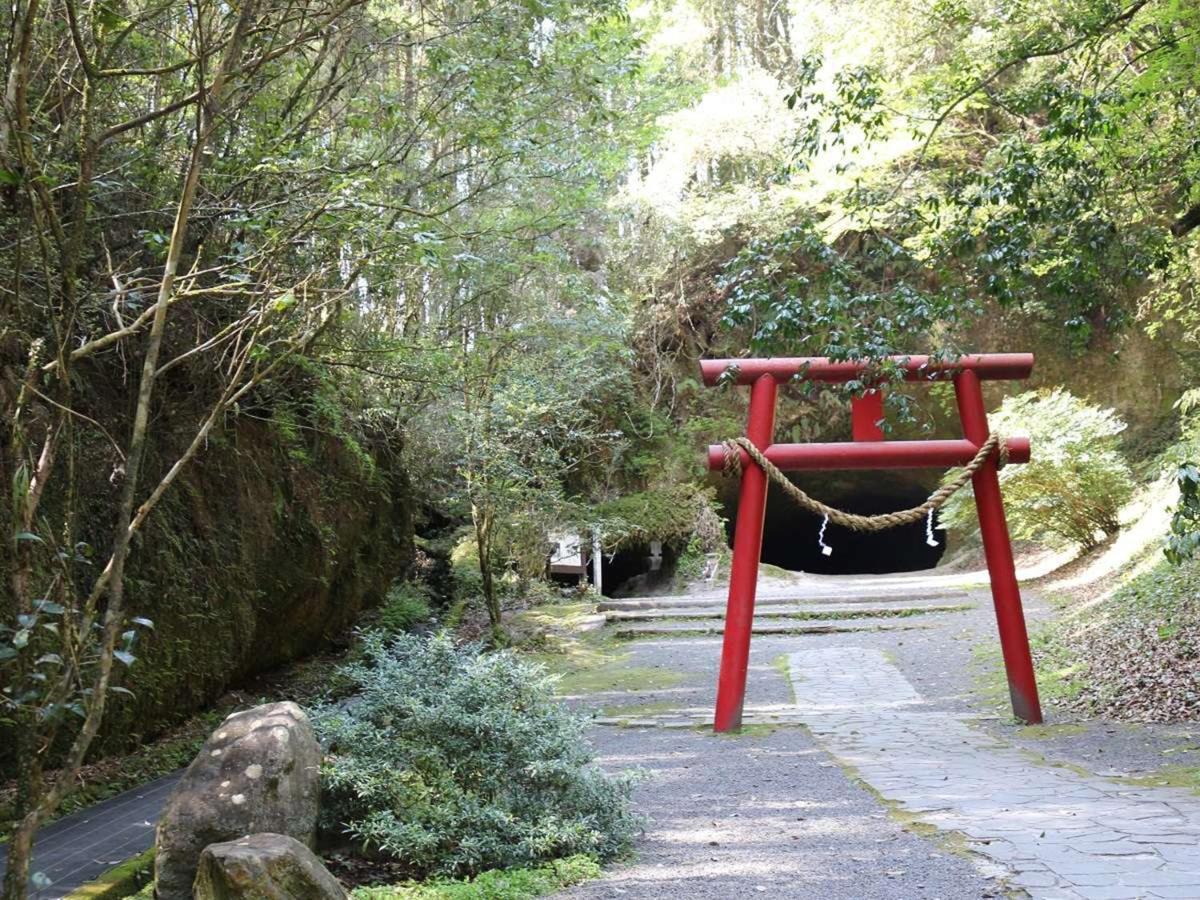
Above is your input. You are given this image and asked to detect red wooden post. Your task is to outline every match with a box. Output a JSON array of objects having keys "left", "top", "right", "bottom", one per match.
[
  {"left": 954, "top": 369, "right": 1043, "bottom": 724},
  {"left": 713, "top": 374, "right": 777, "bottom": 732},
  {"left": 851, "top": 390, "right": 885, "bottom": 441}
]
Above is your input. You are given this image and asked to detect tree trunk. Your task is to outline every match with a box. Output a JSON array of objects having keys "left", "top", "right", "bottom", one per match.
[
  {"left": 1, "top": 4, "right": 260, "bottom": 897},
  {"left": 473, "top": 504, "right": 501, "bottom": 641}
]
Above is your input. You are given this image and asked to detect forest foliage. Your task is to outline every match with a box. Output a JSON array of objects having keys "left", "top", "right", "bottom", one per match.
[{"left": 4, "top": 0, "right": 1200, "bottom": 894}]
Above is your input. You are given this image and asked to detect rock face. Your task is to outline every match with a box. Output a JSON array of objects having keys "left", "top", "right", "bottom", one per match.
[
  {"left": 193, "top": 833, "right": 347, "bottom": 900},
  {"left": 0, "top": 419, "right": 414, "bottom": 779},
  {"left": 154, "top": 702, "right": 322, "bottom": 899}
]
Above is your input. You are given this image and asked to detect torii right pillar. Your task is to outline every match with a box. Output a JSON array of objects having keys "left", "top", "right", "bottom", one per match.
[{"left": 955, "top": 368, "right": 1042, "bottom": 724}]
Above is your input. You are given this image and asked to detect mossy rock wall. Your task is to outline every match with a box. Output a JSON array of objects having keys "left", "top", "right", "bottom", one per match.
[
  {"left": 1, "top": 408, "right": 413, "bottom": 766},
  {"left": 106, "top": 419, "right": 411, "bottom": 754}
]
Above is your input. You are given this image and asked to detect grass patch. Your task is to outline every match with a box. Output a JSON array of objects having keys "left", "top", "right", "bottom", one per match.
[
  {"left": 701, "top": 723, "right": 778, "bottom": 738},
  {"left": 969, "top": 643, "right": 1011, "bottom": 713},
  {"left": 553, "top": 662, "right": 684, "bottom": 695},
  {"left": 758, "top": 563, "right": 799, "bottom": 579},
  {"left": 512, "top": 601, "right": 597, "bottom": 628},
  {"left": 62, "top": 849, "right": 154, "bottom": 899},
  {"left": 1015, "top": 723, "right": 1088, "bottom": 740},
  {"left": 1116, "top": 765, "right": 1200, "bottom": 792},
  {"left": 521, "top": 625, "right": 687, "bottom": 697},
  {"left": 350, "top": 854, "right": 601, "bottom": 899},
  {"left": 771, "top": 653, "right": 791, "bottom": 681}
]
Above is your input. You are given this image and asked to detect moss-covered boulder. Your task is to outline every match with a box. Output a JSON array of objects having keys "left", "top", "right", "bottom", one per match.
[
  {"left": 155, "top": 703, "right": 322, "bottom": 899},
  {"left": 193, "top": 833, "right": 346, "bottom": 900}
]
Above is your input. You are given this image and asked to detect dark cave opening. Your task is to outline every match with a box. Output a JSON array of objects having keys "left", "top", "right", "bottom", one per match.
[
  {"left": 599, "top": 542, "right": 680, "bottom": 597},
  {"left": 721, "top": 472, "right": 947, "bottom": 575}
]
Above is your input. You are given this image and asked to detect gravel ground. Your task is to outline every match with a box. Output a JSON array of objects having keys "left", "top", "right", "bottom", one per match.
[
  {"left": 556, "top": 573, "right": 1200, "bottom": 898},
  {"left": 557, "top": 631, "right": 1004, "bottom": 899},
  {"left": 877, "top": 587, "right": 1200, "bottom": 780}
]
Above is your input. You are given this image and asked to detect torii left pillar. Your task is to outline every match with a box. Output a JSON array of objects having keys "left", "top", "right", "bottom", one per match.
[{"left": 713, "top": 373, "right": 777, "bottom": 732}]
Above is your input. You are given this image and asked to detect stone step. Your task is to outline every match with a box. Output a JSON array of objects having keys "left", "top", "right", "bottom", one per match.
[
  {"left": 598, "top": 590, "right": 972, "bottom": 611},
  {"left": 612, "top": 616, "right": 931, "bottom": 639},
  {"left": 591, "top": 708, "right": 813, "bottom": 728},
  {"left": 603, "top": 601, "right": 972, "bottom": 623}
]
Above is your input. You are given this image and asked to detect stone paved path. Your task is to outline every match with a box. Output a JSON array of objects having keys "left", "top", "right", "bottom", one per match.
[
  {"left": 789, "top": 645, "right": 1200, "bottom": 900},
  {"left": 0, "top": 771, "right": 179, "bottom": 898}
]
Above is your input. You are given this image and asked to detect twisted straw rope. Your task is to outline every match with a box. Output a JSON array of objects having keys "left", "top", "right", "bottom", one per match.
[{"left": 721, "top": 433, "right": 1007, "bottom": 533}]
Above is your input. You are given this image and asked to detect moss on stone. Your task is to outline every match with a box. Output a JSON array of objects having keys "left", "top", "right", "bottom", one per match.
[
  {"left": 62, "top": 849, "right": 154, "bottom": 899},
  {"left": 1, "top": 413, "right": 415, "bottom": 774},
  {"left": 552, "top": 662, "right": 685, "bottom": 696}
]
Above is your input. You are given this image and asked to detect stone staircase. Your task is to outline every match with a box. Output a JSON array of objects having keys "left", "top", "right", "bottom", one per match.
[{"left": 599, "top": 586, "right": 976, "bottom": 639}]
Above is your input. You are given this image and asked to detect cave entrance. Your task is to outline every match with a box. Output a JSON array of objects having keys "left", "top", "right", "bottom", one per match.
[{"left": 719, "top": 472, "right": 946, "bottom": 575}]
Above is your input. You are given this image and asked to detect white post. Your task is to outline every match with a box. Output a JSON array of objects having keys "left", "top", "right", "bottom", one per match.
[{"left": 592, "top": 529, "right": 603, "bottom": 596}]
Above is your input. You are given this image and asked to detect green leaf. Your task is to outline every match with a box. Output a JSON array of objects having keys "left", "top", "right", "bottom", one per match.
[
  {"left": 0, "top": 168, "right": 18, "bottom": 186},
  {"left": 131, "top": 616, "right": 155, "bottom": 630},
  {"left": 113, "top": 649, "right": 136, "bottom": 667},
  {"left": 33, "top": 599, "right": 65, "bottom": 615},
  {"left": 14, "top": 531, "right": 44, "bottom": 544}
]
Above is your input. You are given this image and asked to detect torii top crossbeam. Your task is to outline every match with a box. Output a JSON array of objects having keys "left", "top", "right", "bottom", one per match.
[{"left": 699, "top": 353, "right": 1035, "bottom": 385}]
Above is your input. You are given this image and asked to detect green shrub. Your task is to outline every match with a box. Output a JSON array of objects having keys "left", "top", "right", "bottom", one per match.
[
  {"left": 593, "top": 485, "right": 717, "bottom": 549},
  {"left": 311, "top": 633, "right": 639, "bottom": 880},
  {"left": 449, "top": 535, "right": 485, "bottom": 604},
  {"left": 350, "top": 854, "right": 600, "bottom": 899},
  {"left": 940, "top": 389, "right": 1134, "bottom": 550},
  {"left": 379, "top": 582, "right": 433, "bottom": 634},
  {"left": 1165, "top": 389, "right": 1200, "bottom": 564}
]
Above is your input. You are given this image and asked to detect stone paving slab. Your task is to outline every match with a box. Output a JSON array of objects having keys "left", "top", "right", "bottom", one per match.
[{"left": 787, "top": 646, "right": 1200, "bottom": 900}]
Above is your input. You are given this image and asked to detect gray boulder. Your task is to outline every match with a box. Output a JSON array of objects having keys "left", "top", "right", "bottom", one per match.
[
  {"left": 193, "top": 833, "right": 346, "bottom": 899},
  {"left": 155, "top": 702, "right": 321, "bottom": 899}
]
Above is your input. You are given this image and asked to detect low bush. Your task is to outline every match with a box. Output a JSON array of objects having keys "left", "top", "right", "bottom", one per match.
[
  {"left": 379, "top": 581, "right": 433, "bottom": 634},
  {"left": 311, "top": 633, "right": 639, "bottom": 880},
  {"left": 940, "top": 388, "right": 1134, "bottom": 550}
]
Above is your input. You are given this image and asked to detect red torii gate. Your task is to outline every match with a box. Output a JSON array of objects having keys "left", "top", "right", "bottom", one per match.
[{"left": 701, "top": 353, "right": 1042, "bottom": 732}]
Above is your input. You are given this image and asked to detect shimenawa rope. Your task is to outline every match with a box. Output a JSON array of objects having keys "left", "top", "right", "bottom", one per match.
[{"left": 720, "top": 433, "right": 1007, "bottom": 534}]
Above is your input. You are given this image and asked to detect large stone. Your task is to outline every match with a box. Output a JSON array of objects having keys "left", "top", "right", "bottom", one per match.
[
  {"left": 193, "top": 833, "right": 346, "bottom": 900},
  {"left": 154, "top": 702, "right": 321, "bottom": 899}
]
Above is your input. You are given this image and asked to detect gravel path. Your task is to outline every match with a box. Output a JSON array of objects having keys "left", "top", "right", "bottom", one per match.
[
  {"left": 557, "top": 624, "right": 1005, "bottom": 898},
  {"left": 559, "top": 570, "right": 1200, "bottom": 899}
]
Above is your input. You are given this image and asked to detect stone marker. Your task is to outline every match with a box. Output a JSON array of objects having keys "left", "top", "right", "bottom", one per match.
[
  {"left": 193, "top": 833, "right": 347, "bottom": 899},
  {"left": 154, "top": 702, "right": 322, "bottom": 899}
]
